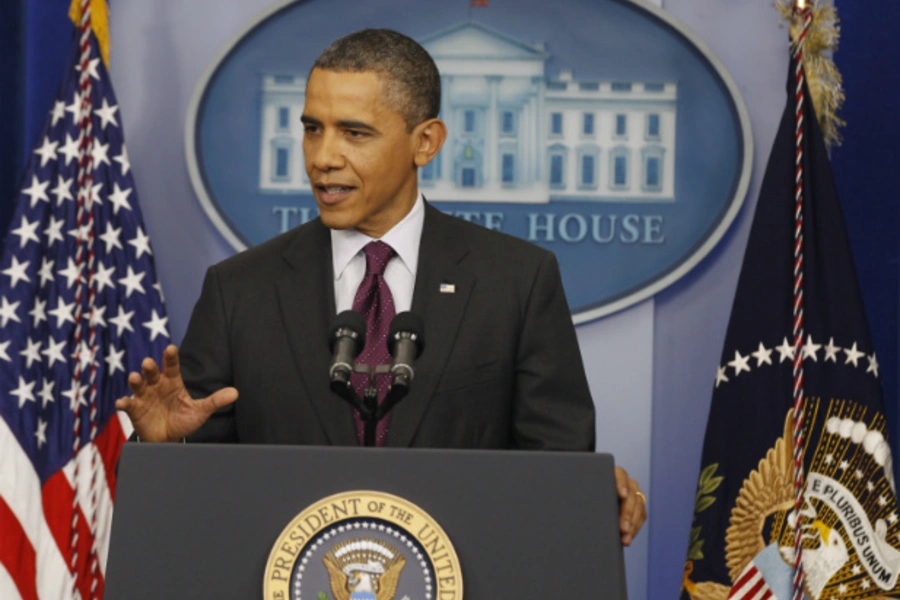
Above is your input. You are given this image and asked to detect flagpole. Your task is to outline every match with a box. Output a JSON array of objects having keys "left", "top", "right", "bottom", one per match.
[{"left": 790, "top": 1, "right": 811, "bottom": 599}]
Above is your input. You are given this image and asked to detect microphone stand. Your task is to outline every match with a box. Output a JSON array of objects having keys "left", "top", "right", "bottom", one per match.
[{"left": 329, "top": 364, "right": 410, "bottom": 447}]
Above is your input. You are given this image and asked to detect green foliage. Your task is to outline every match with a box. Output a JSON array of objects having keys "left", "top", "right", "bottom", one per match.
[
  {"left": 687, "top": 463, "right": 723, "bottom": 562},
  {"left": 317, "top": 592, "right": 329, "bottom": 600}
]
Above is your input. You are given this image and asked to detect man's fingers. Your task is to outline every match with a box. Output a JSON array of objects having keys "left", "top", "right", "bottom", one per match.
[
  {"left": 614, "top": 466, "right": 630, "bottom": 499},
  {"left": 200, "top": 387, "right": 239, "bottom": 415},
  {"left": 161, "top": 345, "right": 181, "bottom": 379},
  {"left": 115, "top": 395, "right": 132, "bottom": 412},
  {"left": 620, "top": 478, "right": 638, "bottom": 543},
  {"left": 141, "top": 357, "right": 161, "bottom": 387},
  {"left": 127, "top": 371, "right": 146, "bottom": 397}
]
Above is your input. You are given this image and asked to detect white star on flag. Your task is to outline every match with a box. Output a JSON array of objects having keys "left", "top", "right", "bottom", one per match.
[
  {"left": 142, "top": 309, "right": 169, "bottom": 341},
  {"left": 62, "top": 381, "right": 89, "bottom": 412},
  {"left": 108, "top": 182, "right": 132, "bottom": 214},
  {"left": 751, "top": 342, "right": 772, "bottom": 366},
  {"left": 128, "top": 227, "right": 153, "bottom": 259},
  {"left": 867, "top": 354, "right": 879, "bottom": 378},
  {"left": 728, "top": 350, "right": 751, "bottom": 376},
  {"left": 2, "top": 256, "right": 31, "bottom": 289},
  {"left": 108, "top": 305, "right": 135, "bottom": 337},
  {"left": 33, "top": 137, "right": 59, "bottom": 168},
  {"left": 99, "top": 222, "right": 123, "bottom": 252},
  {"left": 11, "top": 216, "right": 40, "bottom": 248},
  {"left": 34, "top": 418, "right": 48, "bottom": 449},
  {"left": 57, "top": 133, "right": 81, "bottom": 166},
  {"left": 118, "top": 266, "right": 146, "bottom": 298},
  {"left": 51, "top": 174, "right": 74, "bottom": 204},
  {"left": 715, "top": 366, "right": 729, "bottom": 388},
  {"left": 10, "top": 376, "right": 37, "bottom": 409},
  {"left": 94, "top": 97, "right": 119, "bottom": 129},
  {"left": 38, "top": 378, "right": 55, "bottom": 409},
  {"left": 41, "top": 337, "right": 67, "bottom": 368},
  {"left": 93, "top": 262, "right": 116, "bottom": 293},
  {"left": 775, "top": 337, "right": 795, "bottom": 363},
  {"left": 43, "top": 216, "right": 66, "bottom": 245},
  {"left": 19, "top": 337, "right": 42, "bottom": 368},
  {"left": 844, "top": 342, "right": 865, "bottom": 367},
  {"left": 801, "top": 335, "right": 821, "bottom": 361},
  {"left": 823, "top": 337, "right": 840, "bottom": 362},
  {"left": 48, "top": 297, "right": 75, "bottom": 328},
  {"left": 104, "top": 344, "right": 126, "bottom": 376},
  {"left": 28, "top": 297, "right": 47, "bottom": 327},
  {"left": 0, "top": 297, "right": 22, "bottom": 327}
]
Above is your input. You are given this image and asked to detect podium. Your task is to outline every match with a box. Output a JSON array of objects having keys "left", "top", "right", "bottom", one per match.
[{"left": 106, "top": 444, "right": 627, "bottom": 598}]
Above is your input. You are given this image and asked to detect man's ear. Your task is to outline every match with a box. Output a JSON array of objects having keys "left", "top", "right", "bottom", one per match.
[{"left": 413, "top": 118, "right": 448, "bottom": 168}]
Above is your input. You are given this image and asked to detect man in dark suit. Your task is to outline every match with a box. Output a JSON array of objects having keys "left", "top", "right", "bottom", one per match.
[{"left": 117, "top": 29, "right": 646, "bottom": 544}]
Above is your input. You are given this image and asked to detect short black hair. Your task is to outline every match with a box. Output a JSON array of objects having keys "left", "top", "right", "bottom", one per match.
[{"left": 313, "top": 28, "right": 441, "bottom": 130}]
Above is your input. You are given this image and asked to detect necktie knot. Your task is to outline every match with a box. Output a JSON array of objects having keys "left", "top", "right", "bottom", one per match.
[{"left": 363, "top": 240, "right": 395, "bottom": 277}]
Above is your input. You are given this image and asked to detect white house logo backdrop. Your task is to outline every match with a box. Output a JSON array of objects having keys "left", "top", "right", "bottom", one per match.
[{"left": 186, "top": 0, "right": 752, "bottom": 322}]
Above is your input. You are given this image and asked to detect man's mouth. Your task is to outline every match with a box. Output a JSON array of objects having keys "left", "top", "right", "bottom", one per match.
[{"left": 315, "top": 185, "right": 356, "bottom": 204}]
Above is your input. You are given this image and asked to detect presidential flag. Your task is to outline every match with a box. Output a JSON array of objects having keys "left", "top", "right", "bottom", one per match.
[
  {"left": 680, "top": 31, "right": 900, "bottom": 600},
  {"left": 0, "top": 1, "right": 169, "bottom": 598}
]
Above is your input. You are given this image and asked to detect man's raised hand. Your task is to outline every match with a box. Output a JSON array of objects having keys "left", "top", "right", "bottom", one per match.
[{"left": 115, "top": 345, "right": 238, "bottom": 442}]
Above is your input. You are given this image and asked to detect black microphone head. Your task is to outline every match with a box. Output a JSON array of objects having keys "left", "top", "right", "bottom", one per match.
[
  {"left": 328, "top": 310, "right": 367, "bottom": 355},
  {"left": 387, "top": 311, "right": 425, "bottom": 357}
]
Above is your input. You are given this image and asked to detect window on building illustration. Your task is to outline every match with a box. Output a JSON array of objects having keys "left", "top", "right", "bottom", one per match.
[
  {"left": 582, "top": 155, "right": 595, "bottom": 186},
  {"left": 501, "top": 111, "right": 515, "bottom": 135},
  {"left": 583, "top": 113, "right": 594, "bottom": 136},
  {"left": 647, "top": 114, "right": 660, "bottom": 139},
  {"left": 464, "top": 110, "right": 476, "bottom": 133},
  {"left": 614, "top": 155, "right": 627, "bottom": 187},
  {"left": 278, "top": 107, "right": 290, "bottom": 130},
  {"left": 502, "top": 153, "right": 515, "bottom": 184},
  {"left": 462, "top": 168, "right": 476, "bottom": 187},
  {"left": 646, "top": 156, "right": 660, "bottom": 188},
  {"left": 579, "top": 82, "right": 600, "bottom": 91},
  {"left": 611, "top": 82, "right": 632, "bottom": 92},
  {"left": 274, "top": 75, "right": 294, "bottom": 84},
  {"left": 550, "top": 154, "right": 565, "bottom": 187},
  {"left": 551, "top": 113, "right": 563, "bottom": 136},
  {"left": 275, "top": 147, "right": 290, "bottom": 179},
  {"left": 616, "top": 114, "right": 627, "bottom": 137},
  {"left": 644, "top": 83, "right": 665, "bottom": 92}
]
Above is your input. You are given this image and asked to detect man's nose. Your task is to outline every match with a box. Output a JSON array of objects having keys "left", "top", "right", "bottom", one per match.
[{"left": 308, "top": 131, "right": 344, "bottom": 171}]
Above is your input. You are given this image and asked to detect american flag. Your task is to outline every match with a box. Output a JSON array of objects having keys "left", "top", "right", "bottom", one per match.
[{"left": 0, "top": 2, "right": 169, "bottom": 598}]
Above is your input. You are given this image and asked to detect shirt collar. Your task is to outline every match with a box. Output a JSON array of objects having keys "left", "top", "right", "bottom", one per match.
[{"left": 331, "top": 193, "right": 424, "bottom": 280}]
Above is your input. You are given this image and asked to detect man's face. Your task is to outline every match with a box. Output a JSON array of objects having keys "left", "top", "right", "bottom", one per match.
[{"left": 301, "top": 68, "right": 421, "bottom": 238}]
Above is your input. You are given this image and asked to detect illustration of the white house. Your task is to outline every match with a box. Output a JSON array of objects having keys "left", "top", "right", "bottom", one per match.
[{"left": 258, "top": 21, "right": 678, "bottom": 203}]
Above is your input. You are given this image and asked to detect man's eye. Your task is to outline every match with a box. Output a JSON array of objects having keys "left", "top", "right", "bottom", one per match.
[
  {"left": 346, "top": 130, "right": 367, "bottom": 138},
  {"left": 303, "top": 125, "right": 320, "bottom": 134}
]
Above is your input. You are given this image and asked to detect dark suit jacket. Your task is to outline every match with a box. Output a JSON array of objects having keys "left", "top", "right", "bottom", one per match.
[{"left": 181, "top": 203, "right": 595, "bottom": 450}]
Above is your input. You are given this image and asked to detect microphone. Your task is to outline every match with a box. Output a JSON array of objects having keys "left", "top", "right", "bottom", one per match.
[
  {"left": 387, "top": 312, "right": 425, "bottom": 389},
  {"left": 328, "top": 310, "right": 366, "bottom": 385}
]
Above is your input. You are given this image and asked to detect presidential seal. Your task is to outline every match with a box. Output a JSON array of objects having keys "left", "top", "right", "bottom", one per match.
[{"left": 264, "top": 491, "right": 463, "bottom": 600}]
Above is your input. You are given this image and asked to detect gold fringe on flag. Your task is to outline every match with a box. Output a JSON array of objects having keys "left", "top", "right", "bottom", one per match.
[
  {"left": 777, "top": 0, "right": 845, "bottom": 147},
  {"left": 68, "top": 0, "right": 110, "bottom": 69}
]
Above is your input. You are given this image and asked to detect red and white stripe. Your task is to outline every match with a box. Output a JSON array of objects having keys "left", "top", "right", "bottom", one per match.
[
  {"left": 0, "top": 413, "right": 132, "bottom": 600},
  {"left": 728, "top": 563, "right": 777, "bottom": 600},
  {"left": 789, "top": 4, "right": 813, "bottom": 600}
]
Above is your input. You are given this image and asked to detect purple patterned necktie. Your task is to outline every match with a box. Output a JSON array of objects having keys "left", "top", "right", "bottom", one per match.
[{"left": 350, "top": 240, "right": 396, "bottom": 445}]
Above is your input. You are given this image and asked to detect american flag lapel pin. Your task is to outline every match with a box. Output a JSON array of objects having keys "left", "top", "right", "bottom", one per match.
[{"left": 440, "top": 283, "right": 456, "bottom": 294}]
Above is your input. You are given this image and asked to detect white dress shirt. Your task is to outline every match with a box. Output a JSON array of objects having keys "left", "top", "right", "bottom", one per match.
[{"left": 331, "top": 193, "right": 424, "bottom": 313}]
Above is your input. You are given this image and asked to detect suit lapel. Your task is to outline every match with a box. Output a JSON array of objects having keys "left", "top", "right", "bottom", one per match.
[
  {"left": 387, "top": 205, "right": 475, "bottom": 447},
  {"left": 275, "top": 220, "right": 358, "bottom": 446}
]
